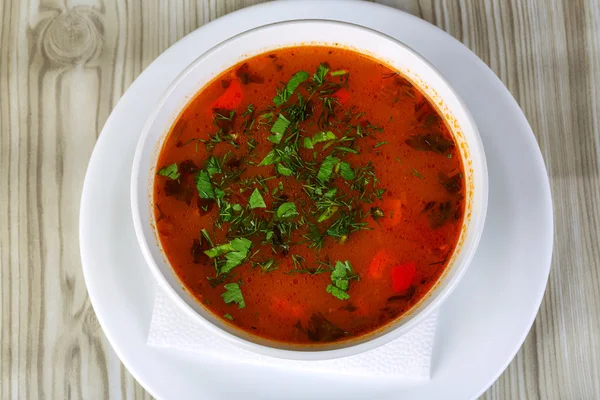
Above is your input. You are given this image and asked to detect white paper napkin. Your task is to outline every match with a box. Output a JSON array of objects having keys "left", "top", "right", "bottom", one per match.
[{"left": 148, "top": 287, "right": 438, "bottom": 379}]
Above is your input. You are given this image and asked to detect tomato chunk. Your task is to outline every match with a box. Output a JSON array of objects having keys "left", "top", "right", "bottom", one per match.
[
  {"left": 212, "top": 79, "right": 243, "bottom": 110},
  {"left": 333, "top": 88, "right": 350, "bottom": 105},
  {"left": 391, "top": 262, "right": 417, "bottom": 292},
  {"left": 368, "top": 249, "right": 394, "bottom": 279}
]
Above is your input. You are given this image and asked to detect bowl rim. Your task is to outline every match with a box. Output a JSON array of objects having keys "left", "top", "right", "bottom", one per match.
[{"left": 131, "top": 18, "right": 488, "bottom": 360}]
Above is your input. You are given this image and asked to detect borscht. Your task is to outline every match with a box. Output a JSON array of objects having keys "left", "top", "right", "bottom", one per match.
[{"left": 153, "top": 46, "right": 465, "bottom": 344}]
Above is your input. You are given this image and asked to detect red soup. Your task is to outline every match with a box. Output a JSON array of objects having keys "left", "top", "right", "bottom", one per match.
[{"left": 153, "top": 46, "right": 465, "bottom": 344}]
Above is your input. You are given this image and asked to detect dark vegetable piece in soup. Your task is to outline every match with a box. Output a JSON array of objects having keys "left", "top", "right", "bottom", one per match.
[{"left": 153, "top": 46, "right": 465, "bottom": 344}]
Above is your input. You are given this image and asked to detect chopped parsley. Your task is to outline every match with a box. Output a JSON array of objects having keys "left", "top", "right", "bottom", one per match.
[
  {"left": 195, "top": 170, "right": 215, "bottom": 199},
  {"left": 268, "top": 114, "right": 290, "bottom": 144},
  {"left": 338, "top": 162, "right": 355, "bottom": 180},
  {"left": 334, "top": 146, "right": 359, "bottom": 154},
  {"left": 326, "top": 260, "right": 357, "bottom": 300},
  {"left": 258, "top": 149, "right": 279, "bottom": 166},
  {"left": 222, "top": 283, "right": 245, "bottom": 309},
  {"left": 157, "top": 163, "right": 180, "bottom": 180},
  {"left": 312, "top": 63, "right": 330, "bottom": 85},
  {"left": 205, "top": 238, "right": 252, "bottom": 274},
  {"left": 253, "top": 258, "right": 279, "bottom": 273},
  {"left": 205, "top": 156, "right": 222, "bottom": 176},
  {"left": 248, "top": 188, "right": 266, "bottom": 209},
  {"left": 330, "top": 69, "right": 347, "bottom": 76},
  {"left": 273, "top": 71, "right": 310, "bottom": 106},
  {"left": 317, "top": 206, "right": 338, "bottom": 223},
  {"left": 304, "top": 131, "right": 336, "bottom": 148},
  {"left": 317, "top": 156, "right": 340, "bottom": 182},
  {"left": 316, "top": 156, "right": 354, "bottom": 182},
  {"left": 276, "top": 202, "right": 298, "bottom": 220},
  {"left": 276, "top": 163, "right": 293, "bottom": 176}
]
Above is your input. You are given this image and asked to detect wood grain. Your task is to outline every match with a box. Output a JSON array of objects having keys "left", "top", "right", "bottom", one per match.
[{"left": 1, "top": 0, "right": 598, "bottom": 399}]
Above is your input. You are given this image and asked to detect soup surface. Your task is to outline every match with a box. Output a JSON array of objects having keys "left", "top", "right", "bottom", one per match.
[{"left": 153, "top": 46, "right": 465, "bottom": 344}]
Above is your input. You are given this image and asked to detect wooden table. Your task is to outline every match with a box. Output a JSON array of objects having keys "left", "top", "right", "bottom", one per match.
[{"left": 1, "top": 0, "right": 599, "bottom": 398}]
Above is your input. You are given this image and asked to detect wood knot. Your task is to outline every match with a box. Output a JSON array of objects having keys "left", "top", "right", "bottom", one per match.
[{"left": 42, "top": 7, "right": 103, "bottom": 66}]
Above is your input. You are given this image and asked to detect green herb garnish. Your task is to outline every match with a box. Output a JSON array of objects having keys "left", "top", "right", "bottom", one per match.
[
  {"left": 338, "top": 161, "right": 355, "bottom": 180},
  {"left": 254, "top": 259, "right": 279, "bottom": 273},
  {"left": 220, "top": 201, "right": 242, "bottom": 222},
  {"left": 276, "top": 163, "right": 294, "bottom": 176},
  {"left": 276, "top": 202, "right": 299, "bottom": 220},
  {"left": 317, "top": 156, "right": 340, "bottom": 182},
  {"left": 334, "top": 146, "right": 359, "bottom": 154},
  {"left": 317, "top": 206, "right": 339, "bottom": 223},
  {"left": 248, "top": 188, "right": 266, "bottom": 209},
  {"left": 304, "top": 131, "right": 337, "bottom": 149},
  {"left": 222, "top": 283, "right": 245, "bottom": 309},
  {"left": 195, "top": 170, "right": 215, "bottom": 199},
  {"left": 326, "top": 285, "right": 350, "bottom": 300},
  {"left": 326, "top": 260, "right": 357, "bottom": 300},
  {"left": 411, "top": 168, "right": 424, "bottom": 179},
  {"left": 206, "top": 156, "right": 222, "bottom": 176},
  {"left": 273, "top": 71, "right": 310, "bottom": 106},
  {"left": 326, "top": 209, "right": 369, "bottom": 241},
  {"left": 158, "top": 163, "right": 180, "bottom": 180},
  {"left": 330, "top": 70, "right": 347, "bottom": 76},
  {"left": 205, "top": 238, "right": 252, "bottom": 273},
  {"left": 312, "top": 63, "right": 330, "bottom": 85},
  {"left": 258, "top": 149, "right": 279, "bottom": 166},
  {"left": 268, "top": 114, "right": 291, "bottom": 144}
]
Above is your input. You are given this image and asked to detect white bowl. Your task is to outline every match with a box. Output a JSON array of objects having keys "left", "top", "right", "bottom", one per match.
[{"left": 131, "top": 20, "right": 488, "bottom": 360}]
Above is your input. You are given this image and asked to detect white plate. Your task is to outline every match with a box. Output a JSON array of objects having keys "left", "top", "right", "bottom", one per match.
[{"left": 79, "top": 1, "right": 553, "bottom": 399}]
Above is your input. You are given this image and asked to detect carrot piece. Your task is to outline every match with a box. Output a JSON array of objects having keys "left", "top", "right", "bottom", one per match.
[
  {"left": 391, "top": 262, "right": 417, "bottom": 292},
  {"left": 333, "top": 88, "right": 350, "bottom": 105},
  {"left": 212, "top": 79, "right": 243, "bottom": 110},
  {"left": 368, "top": 249, "right": 394, "bottom": 279}
]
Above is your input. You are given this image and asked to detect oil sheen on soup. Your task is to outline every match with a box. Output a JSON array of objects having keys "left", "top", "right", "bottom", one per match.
[{"left": 153, "top": 46, "right": 465, "bottom": 344}]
